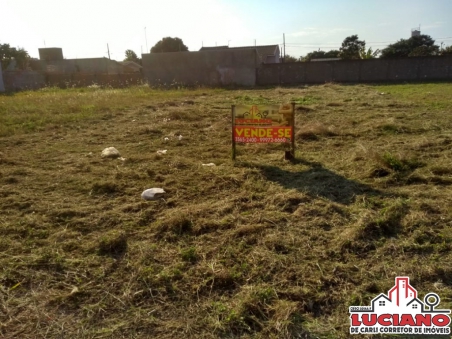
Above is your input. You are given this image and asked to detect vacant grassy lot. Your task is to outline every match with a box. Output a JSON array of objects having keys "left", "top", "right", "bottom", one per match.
[{"left": 1, "top": 83, "right": 451, "bottom": 338}]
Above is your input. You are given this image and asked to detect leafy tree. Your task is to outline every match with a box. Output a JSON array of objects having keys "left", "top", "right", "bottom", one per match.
[
  {"left": 359, "top": 47, "right": 380, "bottom": 59},
  {"left": 321, "top": 50, "right": 340, "bottom": 59},
  {"left": 302, "top": 50, "right": 340, "bottom": 61},
  {"left": 150, "top": 37, "right": 188, "bottom": 53},
  {"left": 124, "top": 49, "right": 141, "bottom": 64},
  {"left": 0, "top": 43, "right": 14, "bottom": 69},
  {"left": 408, "top": 46, "right": 434, "bottom": 57},
  {"left": 12, "top": 48, "right": 29, "bottom": 69},
  {"left": 440, "top": 45, "right": 452, "bottom": 56},
  {"left": 380, "top": 35, "right": 439, "bottom": 58},
  {"left": 284, "top": 54, "right": 299, "bottom": 62},
  {"left": 339, "top": 35, "right": 365, "bottom": 60},
  {"left": 0, "top": 43, "right": 30, "bottom": 70}
]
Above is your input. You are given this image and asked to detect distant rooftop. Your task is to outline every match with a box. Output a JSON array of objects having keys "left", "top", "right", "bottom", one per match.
[
  {"left": 119, "top": 61, "right": 142, "bottom": 68},
  {"left": 199, "top": 45, "right": 280, "bottom": 63},
  {"left": 200, "top": 45, "right": 279, "bottom": 55},
  {"left": 199, "top": 46, "right": 229, "bottom": 51},
  {"left": 311, "top": 58, "right": 341, "bottom": 62}
]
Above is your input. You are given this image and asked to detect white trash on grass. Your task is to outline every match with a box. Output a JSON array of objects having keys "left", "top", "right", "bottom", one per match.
[
  {"left": 141, "top": 188, "right": 166, "bottom": 201},
  {"left": 101, "top": 147, "right": 120, "bottom": 159}
]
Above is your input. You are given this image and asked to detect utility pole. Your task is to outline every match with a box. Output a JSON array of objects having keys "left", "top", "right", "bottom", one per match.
[
  {"left": 144, "top": 27, "right": 148, "bottom": 52},
  {"left": 254, "top": 39, "right": 256, "bottom": 47},
  {"left": 107, "top": 43, "right": 111, "bottom": 59},
  {"left": 283, "top": 33, "right": 286, "bottom": 63}
]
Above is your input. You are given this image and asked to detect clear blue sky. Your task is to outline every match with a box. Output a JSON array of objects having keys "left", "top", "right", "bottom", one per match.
[{"left": 2, "top": 0, "right": 451, "bottom": 60}]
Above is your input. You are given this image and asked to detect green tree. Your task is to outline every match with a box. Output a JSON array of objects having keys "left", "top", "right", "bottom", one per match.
[
  {"left": 124, "top": 49, "right": 141, "bottom": 64},
  {"left": 339, "top": 35, "right": 365, "bottom": 60},
  {"left": 284, "top": 54, "right": 298, "bottom": 62},
  {"left": 409, "top": 46, "right": 434, "bottom": 57},
  {"left": 359, "top": 47, "right": 380, "bottom": 59},
  {"left": 380, "top": 35, "right": 439, "bottom": 58},
  {"left": 302, "top": 50, "right": 340, "bottom": 61},
  {"left": 0, "top": 43, "right": 30, "bottom": 70},
  {"left": 150, "top": 37, "right": 189, "bottom": 53},
  {"left": 440, "top": 45, "right": 452, "bottom": 56},
  {"left": 0, "top": 43, "right": 14, "bottom": 69}
]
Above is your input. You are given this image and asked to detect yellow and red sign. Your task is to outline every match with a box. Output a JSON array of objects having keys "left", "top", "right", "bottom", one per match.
[
  {"left": 233, "top": 104, "right": 294, "bottom": 143},
  {"left": 234, "top": 126, "right": 291, "bottom": 143}
]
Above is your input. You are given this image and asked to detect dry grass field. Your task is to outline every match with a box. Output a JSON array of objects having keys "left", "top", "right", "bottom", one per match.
[{"left": 0, "top": 82, "right": 451, "bottom": 338}]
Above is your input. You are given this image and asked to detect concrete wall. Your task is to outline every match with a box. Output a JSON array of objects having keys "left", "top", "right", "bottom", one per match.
[
  {"left": 0, "top": 63, "right": 5, "bottom": 92},
  {"left": 44, "top": 58, "right": 124, "bottom": 74},
  {"left": 5, "top": 55, "right": 452, "bottom": 91},
  {"left": 3, "top": 71, "right": 46, "bottom": 90},
  {"left": 3, "top": 71, "right": 144, "bottom": 91},
  {"left": 257, "top": 56, "right": 452, "bottom": 85},
  {"left": 44, "top": 73, "right": 143, "bottom": 88},
  {"left": 142, "top": 49, "right": 259, "bottom": 86}
]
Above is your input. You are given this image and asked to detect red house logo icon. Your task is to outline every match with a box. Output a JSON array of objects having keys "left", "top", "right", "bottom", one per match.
[{"left": 349, "top": 276, "right": 451, "bottom": 335}]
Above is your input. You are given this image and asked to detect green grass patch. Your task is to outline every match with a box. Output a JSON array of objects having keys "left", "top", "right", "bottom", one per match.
[{"left": 1, "top": 83, "right": 452, "bottom": 338}]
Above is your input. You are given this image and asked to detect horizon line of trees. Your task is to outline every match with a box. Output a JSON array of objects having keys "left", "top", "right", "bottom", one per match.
[
  {"left": 285, "top": 34, "right": 452, "bottom": 62},
  {"left": 2, "top": 34, "right": 452, "bottom": 71}
]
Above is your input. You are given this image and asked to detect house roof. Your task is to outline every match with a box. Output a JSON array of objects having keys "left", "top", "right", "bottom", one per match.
[
  {"left": 406, "top": 298, "right": 423, "bottom": 306},
  {"left": 406, "top": 297, "right": 427, "bottom": 312},
  {"left": 119, "top": 61, "right": 142, "bottom": 69},
  {"left": 239, "top": 45, "right": 279, "bottom": 57},
  {"left": 51, "top": 57, "right": 122, "bottom": 66},
  {"left": 311, "top": 58, "right": 341, "bottom": 62},
  {"left": 372, "top": 294, "right": 392, "bottom": 303},
  {"left": 199, "top": 45, "right": 279, "bottom": 58},
  {"left": 199, "top": 46, "right": 229, "bottom": 51}
]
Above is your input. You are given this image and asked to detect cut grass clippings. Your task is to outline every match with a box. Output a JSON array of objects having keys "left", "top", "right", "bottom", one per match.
[{"left": 0, "top": 83, "right": 452, "bottom": 338}]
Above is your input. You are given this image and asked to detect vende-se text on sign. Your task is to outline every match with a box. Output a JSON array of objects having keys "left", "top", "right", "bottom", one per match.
[{"left": 234, "top": 126, "right": 292, "bottom": 143}]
